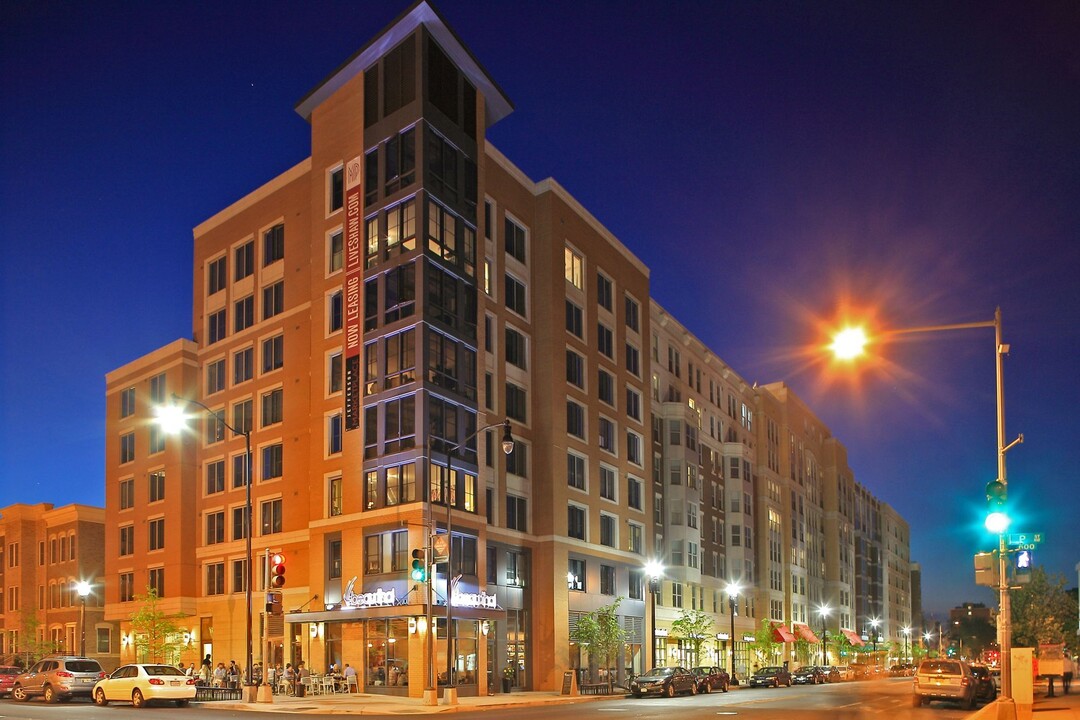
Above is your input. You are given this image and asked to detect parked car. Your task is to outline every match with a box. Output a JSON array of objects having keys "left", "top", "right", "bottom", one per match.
[
  {"left": 629, "top": 667, "right": 698, "bottom": 698},
  {"left": 11, "top": 656, "right": 105, "bottom": 702},
  {"left": 0, "top": 666, "right": 20, "bottom": 697},
  {"left": 749, "top": 666, "right": 792, "bottom": 688},
  {"left": 819, "top": 666, "right": 842, "bottom": 683},
  {"left": 969, "top": 664, "right": 997, "bottom": 702},
  {"left": 691, "top": 666, "right": 730, "bottom": 693},
  {"left": 793, "top": 666, "right": 826, "bottom": 684},
  {"left": 833, "top": 665, "right": 855, "bottom": 681},
  {"left": 848, "top": 662, "right": 872, "bottom": 680},
  {"left": 912, "top": 659, "right": 977, "bottom": 709},
  {"left": 93, "top": 664, "right": 197, "bottom": 708},
  {"left": 890, "top": 663, "right": 915, "bottom": 677}
]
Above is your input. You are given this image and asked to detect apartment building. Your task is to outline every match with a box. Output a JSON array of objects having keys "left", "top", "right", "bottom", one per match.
[
  {"left": 0, "top": 503, "right": 117, "bottom": 669},
  {"left": 102, "top": 0, "right": 912, "bottom": 696}
]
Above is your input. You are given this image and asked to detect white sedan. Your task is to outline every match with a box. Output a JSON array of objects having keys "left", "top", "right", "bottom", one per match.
[{"left": 93, "top": 664, "right": 196, "bottom": 708}]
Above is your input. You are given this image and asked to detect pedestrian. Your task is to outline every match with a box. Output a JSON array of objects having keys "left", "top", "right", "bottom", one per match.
[
  {"left": 213, "top": 662, "right": 227, "bottom": 687},
  {"left": 228, "top": 660, "right": 240, "bottom": 689},
  {"left": 283, "top": 662, "right": 295, "bottom": 695},
  {"left": 1063, "top": 651, "right": 1074, "bottom": 695}
]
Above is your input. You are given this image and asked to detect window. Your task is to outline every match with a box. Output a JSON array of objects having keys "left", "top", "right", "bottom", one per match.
[
  {"left": 148, "top": 423, "right": 165, "bottom": 454},
  {"left": 597, "top": 323, "right": 613, "bottom": 358},
  {"left": 120, "top": 387, "right": 135, "bottom": 418},
  {"left": 505, "top": 382, "right": 527, "bottom": 423},
  {"left": 384, "top": 128, "right": 416, "bottom": 196},
  {"left": 505, "top": 550, "right": 525, "bottom": 586},
  {"left": 629, "top": 569, "right": 643, "bottom": 600},
  {"left": 233, "top": 347, "right": 253, "bottom": 385},
  {"left": 206, "top": 563, "right": 225, "bottom": 596},
  {"left": 261, "top": 443, "right": 283, "bottom": 480},
  {"left": 386, "top": 197, "right": 417, "bottom": 255},
  {"left": 262, "top": 334, "right": 283, "bottom": 373},
  {"left": 328, "top": 476, "right": 343, "bottom": 517},
  {"left": 150, "top": 373, "right": 166, "bottom": 403},
  {"left": 600, "top": 465, "right": 617, "bottom": 501},
  {"left": 628, "top": 523, "right": 644, "bottom": 554},
  {"left": 327, "top": 230, "right": 344, "bottom": 275},
  {"left": 505, "top": 274, "right": 526, "bottom": 316},
  {"left": 232, "top": 559, "right": 248, "bottom": 593},
  {"left": 600, "top": 564, "right": 616, "bottom": 595},
  {"left": 206, "top": 358, "right": 226, "bottom": 395},
  {"left": 328, "top": 352, "right": 343, "bottom": 394},
  {"left": 232, "top": 506, "right": 249, "bottom": 540},
  {"left": 564, "top": 247, "right": 583, "bottom": 289},
  {"left": 206, "top": 511, "right": 225, "bottom": 545},
  {"left": 119, "top": 478, "right": 134, "bottom": 509},
  {"left": 234, "top": 295, "right": 254, "bottom": 332},
  {"left": 626, "top": 386, "right": 642, "bottom": 422},
  {"left": 625, "top": 343, "right": 640, "bottom": 376},
  {"left": 600, "top": 515, "right": 616, "bottom": 548},
  {"left": 626, "top": 430, "right": 643, "bottom": 465},
  {"left": 506, "top": 495, "right": 527, "bottom": 531},
  {"left": 206, "top": 459, "right": 225, "bottom": 494},
  {"left": 232, "top": 399, "right": 252, "bottom": 435},
  {"left": 385, "top": 262, "right": 416, "bottom": 323},
  {"left": 383, "top": 395, "right": 416, "bottom": 453},
  {"left": 119, "top": 432, "right": 135, "bottom": 464},
  {"left": 505, "top": 441, "right": 527, "bottom": 477},
  {"left": 148, "top": 518, "right": 165, "bottom": 551},
  {"left": 261, "top": 388, "right": 282, "bottom": 426},
  {"left": 263, "top": 280, "right": 284, "bottom": 320},
  {"left": 329, "top": 166, "right": 344, "bottom": 212},
  {"left": 119, "top": 572, "right": 135, "bottom": 602},
  {"left": 208, "top": 256, "right": 226, "bottom": 294},
  {"left": 119, "top": 526, "right": 134, "bottom": 556},
  {"left": 148, "top": 470, "right": 165, "bottom": 502},
  {"left": 566, "top": 350, "right": 584, "bottom": 388},
  {"left": 597, "top": 272, "right": 613, "bottom": 311},
  {"left": 628, "top": 475, "right": 643, "bottom": 510},
  {"left": 565, "top": 300, "right": 583, "bottom": 338},
  {"left": 504, "top": 217, "right": 526, "bottom": 263},
  {"left": 235, "top": 240, "right": 254, "bottom": 281},
  {"left": 567, "top": 557, "right": 585, "bottom": 591},
  {"left": 263, "top": 223, "right": 284, "bottom": 265},
  {"left": 598, "top": 369, "right": 614, "bottom": 406},
  {"left": 568, "top": 505, "right": 586, "bottom": 540},
  {"left": 365, "top": 534, "right": 383, "bottom": 574},
  {"left": 208, "top": 309, "right": 226, "bottom": 344},
  {"left": 205, "top": 412, "right": 225, "bottom": 444},
  {"left": 625, "top": 295, "right": 640, "bottom": 332},
  {"left": 327, "top": 413, "right": 343, "bottom": 454},
  {"left": 261, "top": 498, "right": 282, "bottom": 535},
  {"left": 566, "top": 400, "right": 585, "bottom": 440},
  {"left": 328, "top": 290, "right": 343, "bottom": 333},
  {"left": 567, "top": 452, "right": 586, "bottom": 490},
  {"left": 672, "top": 582, "right": 683, "bottom": 609},
  {"left": 505, "top": 327, "right": 527, "bottom": 370},
  {"left": 328, "top": 539, "right": 342, "bottom": 579},
  {"left": 598, "top": 417, "right": 615, "bottom": 453}
]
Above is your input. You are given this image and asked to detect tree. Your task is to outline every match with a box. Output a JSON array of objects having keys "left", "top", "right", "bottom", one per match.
[
  {"left": 748, "top": 618, "right": 781, "bottom": 668},
  {"left": 129, "top": 587, "right": 186, "bottom": 664},
  {"left": 670, "top": 609, "right": 714, "bottom": 668},
  {"left": 15, "top": 609, "right": 57, "bottom": 667},
  {"left": 569, "top": 598, "right": 627, "bottom": 690},
  {"left": 1010, "top": 567, "right": 1078, "bottom": 648},
  {"left": 951, "top": 616, "right": 996, "bottom": 659}
]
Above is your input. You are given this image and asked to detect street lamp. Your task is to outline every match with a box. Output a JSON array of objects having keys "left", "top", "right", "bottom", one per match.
[
  {"left": 157, "top": 394, "right": 254, "bottom": 702},
  {"left": 923, "top": 631, "right": 933, "bottom": 658},
  {"left": 817, "top": 605, "right": 831, "bottom": 666},
  {"left": 644, "top": 561, "right": 663, "bottom": 669},
  {"left": 428, "top": 419, "right": 514, "bottom": 706},
  {"left": 870, "top": 618, "right": 880, "bottom": 655},
  {"left": 726, "top": 583, "right": 741, "bottom": 682},
  {"left": 76, "top": 581, "right": 91, "bottom": 657},
  {"left": 902, "top": 626, "right": 911, "bottom": 664},
  {"left": 828, "top": 308, "right": 1021, "bottom": 699}
]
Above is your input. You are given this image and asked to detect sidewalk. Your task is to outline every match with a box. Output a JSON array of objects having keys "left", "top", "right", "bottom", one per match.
[{"left": 969, "top": 680, "right": 1080, "bottom": 720}]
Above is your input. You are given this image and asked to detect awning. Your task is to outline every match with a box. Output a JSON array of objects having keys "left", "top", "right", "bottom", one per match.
[
  {"left": 793, "top": 623, "right": 820, "bottom": 644},
  {"left": 841, "top": 628, "right": 865, "bottom": 646},
  {"left": 771, "top": 623, "right": 797, "bottom": 643}
]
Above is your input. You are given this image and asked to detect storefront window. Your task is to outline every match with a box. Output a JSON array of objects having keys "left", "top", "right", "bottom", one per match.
[
  {"left": 366, "top": 618, "right": 410, "bottom": 688},
  {"left": 453, "top": 620, "right": 478, "bottom": 685}
]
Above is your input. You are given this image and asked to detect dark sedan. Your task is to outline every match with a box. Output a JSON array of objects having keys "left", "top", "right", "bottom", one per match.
[
  {"left": 749, "top": 666, "right": 792, "bottom": 688},
  {"left": 691, "top": 666, "right": 730, "bottom": 693},
  {"left": 969, "top": 664, "right": 997, "bottom": 702},
  {"left": 792, "top": 666, "right": 826, "bottom": 684},
  {"left": 629, "top": 667, "right": 698, "bottom": 698}
]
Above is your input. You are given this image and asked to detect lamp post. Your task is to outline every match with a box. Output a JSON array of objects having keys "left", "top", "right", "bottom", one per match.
[
  {"left": 157, "top": 394, "right": 254, "bottom": 702},
  {"left": 817, "top": 605, "right": 830, "bottom": 666},
  {"left": 924, "top": 631, "right": 933, "bottom": 658},
  {"left": 644, "top": 561, "right": 662, "bottom": 669},
  {"left": 76, "top": 581, "right": 91, "bottom": 657},
  {"left": 429, "top": 419, "right": 514, "bottom": 706},
  {"left": 829, "top": 308, "right": 1021, "bottom": 699},
  {"left": 726, "top": 584, "right": 741, "bottom": 681},
  {"left": 902, "top": 626, "right": 911, "bottom": 664},
  {"left": 870, "top": 618, "right": 880, "bottom": 655}
]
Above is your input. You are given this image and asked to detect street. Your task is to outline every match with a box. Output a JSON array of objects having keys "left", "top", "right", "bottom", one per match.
[{"left": 0, "top": 678, "right": 982, "bottom": 720}]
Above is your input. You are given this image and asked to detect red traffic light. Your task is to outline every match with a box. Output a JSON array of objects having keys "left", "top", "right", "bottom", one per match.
[{"left": 270, "top": 553, "right": 286, "bottom": 588}]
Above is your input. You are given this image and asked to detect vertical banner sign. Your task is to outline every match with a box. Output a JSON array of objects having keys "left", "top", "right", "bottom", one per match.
[{"left": 343, "top": 155, "right": 363, "bottom": 430}]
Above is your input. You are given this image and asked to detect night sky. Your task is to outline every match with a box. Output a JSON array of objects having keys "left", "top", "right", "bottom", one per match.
[{"left": 2, "top": 1, "right": 1077, "bottom": 618}]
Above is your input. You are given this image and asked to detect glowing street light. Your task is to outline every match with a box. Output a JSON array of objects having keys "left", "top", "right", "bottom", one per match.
[
  {"left": 817, "top": 605, "right": 831, "bottom": 666},
  {"left": 829, "top": 327, "right": 869, "bottom": 360},
  {"left": 76, "top": 581, "right": 92, "bottom": 657},
  {"left": 727, "top": 583, "right": 741, "bottom": 681},
  {"left": 645, "top": 561, "right": 663, "bottom": 668}
]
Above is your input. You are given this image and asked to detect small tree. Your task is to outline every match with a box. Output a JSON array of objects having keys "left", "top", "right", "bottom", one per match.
[
  {"left": 1010, "top": 568, "right": 1078, "bottom": 648},
  {"left": 569, "top": 598, "right": 627, "bottom": 690},
  {"left": 748, "top": 618, "right": 781, "bottom": 668},
  {"left": 129, "top": 587, "right": 185, "bottom": 663},
  {"left": 18, "top": 609, "right": 57, "bottom": 667},
  {"left": 670, "top": 609, "right": 714, "bottom": 668}
]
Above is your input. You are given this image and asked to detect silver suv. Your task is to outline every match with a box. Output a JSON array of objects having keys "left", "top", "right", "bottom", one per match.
[
  {"left": 12, "top": 656, "right": 105, "bottom": 703},
  {"left": 912, "top": 658, "right": 976, "bottom": 709}
]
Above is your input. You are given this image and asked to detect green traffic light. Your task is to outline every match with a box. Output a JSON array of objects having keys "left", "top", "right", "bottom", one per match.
[{"left": 984, "top": 479, "right": 1009, "bottom": 533}]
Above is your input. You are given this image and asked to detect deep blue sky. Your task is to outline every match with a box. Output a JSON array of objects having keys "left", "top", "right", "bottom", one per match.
[{"left": 2, "top": 1, "right": 1077, "bottom": 618}]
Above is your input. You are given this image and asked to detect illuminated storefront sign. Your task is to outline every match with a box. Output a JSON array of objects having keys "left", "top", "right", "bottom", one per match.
[
  {"left": 452, "top": 589, "right": 497, "bottom": 609},
  {"left": 341, "top": 577, "right": 397, "bottom": 608}
]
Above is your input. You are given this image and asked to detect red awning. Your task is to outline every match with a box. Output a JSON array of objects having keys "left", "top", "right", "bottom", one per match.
[
  {"left": 771, "top": 623, "right": 797, "bottom": 643},
  {"left": 841, "top": 628, "right": 865, "bottom": 646},
  {"left": 793, "top": 623, "right": 820, "bottom": 644}
]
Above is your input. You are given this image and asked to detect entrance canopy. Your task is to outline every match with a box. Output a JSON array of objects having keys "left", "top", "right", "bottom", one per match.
[
  {"left": 841, "top": 628, "right": 865, "bottom": 646},
  {"left": 792, "top": 623, "right": 820, "bottom": 644},
  {"left": 771, "top": 623, "right": 797, "bottom": 643}
]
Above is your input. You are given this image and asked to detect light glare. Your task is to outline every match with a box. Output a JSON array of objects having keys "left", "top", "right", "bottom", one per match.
[
  {"left": 985, "top": 510, "right": 1010, "bottom": 534},
  {"left": 155, "top": 403, "right": 188, "bottom": 434},
  {"left": 830, "top": 327, "right": 869, "bottom": 360}
]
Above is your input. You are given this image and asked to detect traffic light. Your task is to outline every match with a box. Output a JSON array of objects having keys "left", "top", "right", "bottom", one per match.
[
  {"left": 410, "top": 548, "right": 427, "bottom": 582},
  {"left": 270, "top": 553, "right": 286, "bottom": 588},
  {"left": 984, "top": 479, "right": 1009, "bottom": 533}
]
